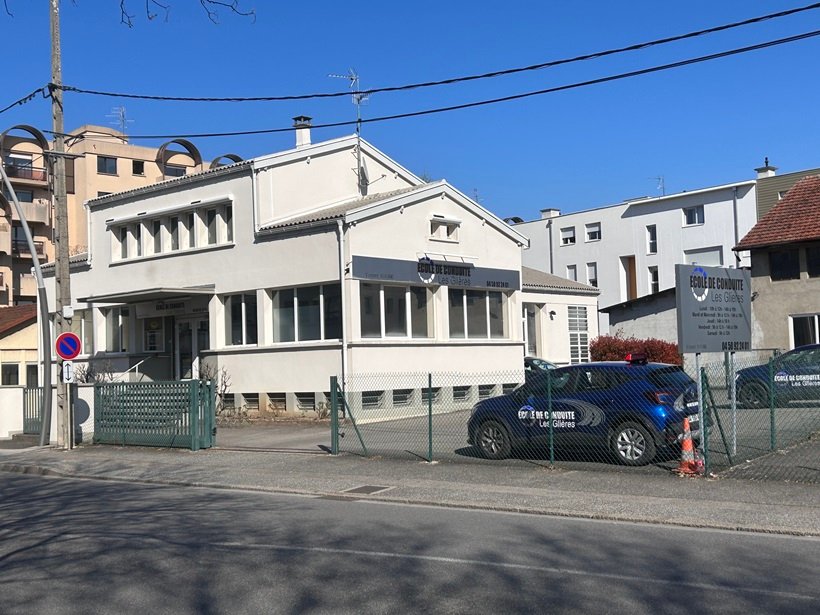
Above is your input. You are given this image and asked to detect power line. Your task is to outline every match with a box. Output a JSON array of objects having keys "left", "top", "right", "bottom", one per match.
[
  {"left": 42, "top": 27, "right": 820, "bottom": 141},
  {"left": 0, "top": 86, "right": 48, "bottom": 116},
  {"left": 52, "top": 2, "right": 820, "bottom": 104}
]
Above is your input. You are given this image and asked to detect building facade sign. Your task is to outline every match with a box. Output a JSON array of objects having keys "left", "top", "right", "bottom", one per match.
[
  {"left": 352, "top": 255, "right": 520, "bottom": 291},
  {"left": 134, "top": 297, "right": 210, "bottom": 319},
  {"left": 675, "top": 264, "right": 752, "bottom": 353}
]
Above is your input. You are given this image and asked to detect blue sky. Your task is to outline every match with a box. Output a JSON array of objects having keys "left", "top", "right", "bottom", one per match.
[{"left": 2, "top": 1, "right": 819, "bottom": 220}]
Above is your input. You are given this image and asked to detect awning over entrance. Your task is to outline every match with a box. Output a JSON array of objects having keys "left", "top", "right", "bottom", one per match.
[{"left": 78, "top": 285, "right": 215, "bottom": 304}]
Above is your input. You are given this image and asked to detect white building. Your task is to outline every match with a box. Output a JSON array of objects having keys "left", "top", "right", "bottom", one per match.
[
  {"left": 42, "top": 125, "right": 599, "bottom": 412},
  {"left": 514, "top": 180, "right": 757, "bottom": 332}
]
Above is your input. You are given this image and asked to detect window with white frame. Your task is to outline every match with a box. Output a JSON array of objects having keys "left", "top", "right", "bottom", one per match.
[
  {"left": 646, "top": 224, "right": 657, "bottom": 254},
  {"left": 224, "top": 293, "right": 258, "bottom": 346},
  {"left": 225, "top": 205, "right": 233, "bottom": 242},
  {"left": 68, "top": 309, "right": 93, "bottom": 354},
  {"left": 683, "top": 205, "right": 704, "bottom": 226},
  {"left": 118, "top": 226, "right": 128, "bottom": 259},
  {"left": 133, "top": 223, "right": 142, "bottom": 257},
  {"left": 429, "top": 215, "right": 460, "bottom": 242},
  {"left": 792, "top": 314, "right": 820, "bottom": 347},
  {"left": 271, "top": 284, "right": 341, "bottom": 342},
  {"left": 648, "top": 266, "right": 659, "bottom": 294},
  {"left": 566, "top": 264, "right": 577, "bottom": 281},
  {"left": 152, "top": 219, "right": 162, "bottom": 254},
  {"left": 568, "top": 305, "right": 589, "bottom": 364},
  {"left": 448, "top": 288, "right": 505, "bottom": 339},
  {"left": 560, "top": 227, "right": 576, "bottom": 246},
  {"left": 1, "top": 363, "right": 19, "bottom": 385},
  {"left": 206, "top": 208, "right": 218, "bottom": 245},
  {"left": 187, "top": 211, "right": 196, "bottom": 248},
  {"left": 585, "top": 222, "right": 601, "bottom": 242},
  {"left": 142, "top": 317, "right": 165, "bottom": 352},
  {"left": 104, "top": 306, "right": 130, "bottom": 352},
  {"left": 170, "top": 216, "right": 180, "bottom": 250},
  {"left": 360, "top": 283, "right": 431, "bottom": 339},
  {"left": 586, "top": 262, "right": 598, "bottom": 287}
]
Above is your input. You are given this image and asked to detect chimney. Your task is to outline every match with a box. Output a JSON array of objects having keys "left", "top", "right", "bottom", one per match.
[
  {"left": 540, "top": 208, "right": 561, "bottom": 219},
  {"left": 754, "top": 157, "right": 777, "bottom": 179},
  {"left": 293, "top": 115, "right": 312, "bottom": 148}
]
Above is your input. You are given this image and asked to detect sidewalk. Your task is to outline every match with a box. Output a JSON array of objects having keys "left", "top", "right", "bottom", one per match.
[{"left": 2, "top": 444, "right": 819, "bottom": 536}]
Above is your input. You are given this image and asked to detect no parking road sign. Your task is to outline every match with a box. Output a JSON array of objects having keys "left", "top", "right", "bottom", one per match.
[{"left": 55, "top": 332, "right": 82, "bottom": 360}]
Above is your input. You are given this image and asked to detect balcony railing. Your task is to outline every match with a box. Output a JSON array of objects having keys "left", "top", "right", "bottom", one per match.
[
  {"left": 9, "top": 200, "right": 50, "bottom": 225},
  {"left": 0, "top": 222, "right": 10, "bottom": 255},
  {"left": 4, "top": 164, "right": 48, "bottom": 182},
  {"left": 12, "top": 239, "right": 45, "bottom": 257}
]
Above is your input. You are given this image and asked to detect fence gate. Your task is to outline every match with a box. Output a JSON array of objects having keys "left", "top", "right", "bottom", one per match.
[
  {"left": 23, "top": 387, "right": 44, "bottom": 435},
  {"left": 94, "top": 380, "right": 215, "bottom": 450}
]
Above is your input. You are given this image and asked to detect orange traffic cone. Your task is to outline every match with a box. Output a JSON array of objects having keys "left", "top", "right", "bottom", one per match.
[{"left": 676, "top": 417, "right": 700, "bottom": 475}]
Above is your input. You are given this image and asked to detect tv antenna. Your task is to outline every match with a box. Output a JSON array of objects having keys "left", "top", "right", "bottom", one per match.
[
  {"left": 650, "top": 175, "right": 666, "bottom": 196},
  {"left": 328, "top": 69, "right": 369, "bottom": 136},
  {"left": 106, "top": 106, "right": 134, "bottom": 134}
]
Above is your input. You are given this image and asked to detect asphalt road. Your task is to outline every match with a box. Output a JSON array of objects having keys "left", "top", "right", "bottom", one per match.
[{"left": 1, "top": 474, "right": 818, "bottom": 614}]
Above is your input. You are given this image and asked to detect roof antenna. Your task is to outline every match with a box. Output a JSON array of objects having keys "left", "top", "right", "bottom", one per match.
[
  {"left": 330, "top": 69, "right": 370, "bottom": 195},
  {"left": 649, "top": 175, "right": 665, "bottom": 196},
  {"left": 106, "top": 106, "right": 134, "bottom": 135}
]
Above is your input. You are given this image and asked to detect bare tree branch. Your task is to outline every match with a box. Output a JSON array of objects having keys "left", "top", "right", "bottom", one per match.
[
  {"left": 200, "top": 0, "right": 255, "bottom": 24},
  {"left": 146, "top": 0, "right": 171, "bottom": 22},
  {"left": 3, "top": 0, "right": 12, "bottom": 17}
]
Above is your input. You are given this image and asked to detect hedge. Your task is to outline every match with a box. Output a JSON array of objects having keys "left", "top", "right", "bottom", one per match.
[{"left": 589, "top": 335, "right": 682, "bottom": 365}]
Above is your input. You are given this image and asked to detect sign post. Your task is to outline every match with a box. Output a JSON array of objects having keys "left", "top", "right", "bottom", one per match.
[
  {"left": 676, "top": 265, "right": 752, "bottom": 474},
  {"left": 55, "top": 332, "right": 81, "bottom": 448}
]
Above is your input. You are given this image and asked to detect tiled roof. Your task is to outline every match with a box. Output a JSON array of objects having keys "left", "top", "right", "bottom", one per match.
[
  {"left": 736, "top": 174, "right": 820, "bottom": 250},
  {"left": 522, "top": 266, "right": 599, "bottom": 294},
  {"left": 258, "top": 185, "right": 430, "bottom": 232},
  {"left": 0, "top": 304, "right": 37, "bottom": 336}
]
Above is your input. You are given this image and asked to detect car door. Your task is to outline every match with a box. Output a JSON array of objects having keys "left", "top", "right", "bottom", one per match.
[
  {"left": 552, "top": 366, "right": 616, "bottom": 449},
  {"left": 519, "top": 368, "right": 579, "bottom": 449},
  {"left": 775, "top": 348, "right": 820, "bottom": 404}
]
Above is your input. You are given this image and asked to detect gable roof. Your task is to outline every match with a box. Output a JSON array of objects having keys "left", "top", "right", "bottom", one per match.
[
  {"left": 735, "top": 174, "right": 820, "bottom": 250},
  {"left": 521, "top": 267, "right": 599, "bottom": 295},
  {"left": 0, "top": 305, "right": 37, "bottom": 337}
]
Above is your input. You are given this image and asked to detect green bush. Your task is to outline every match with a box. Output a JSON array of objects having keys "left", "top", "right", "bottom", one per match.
[{"left": 590, "top": 334, "right": 682, "bottom": 365}]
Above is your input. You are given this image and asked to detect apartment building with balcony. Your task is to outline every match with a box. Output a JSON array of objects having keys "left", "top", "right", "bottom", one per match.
[{"left": 1, "top": 124, "right": 239, "bottom": 306}]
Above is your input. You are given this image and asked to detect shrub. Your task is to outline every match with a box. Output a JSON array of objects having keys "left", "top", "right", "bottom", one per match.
[{"left": 590, "top": 334, "right": 682, "bottom": 365}]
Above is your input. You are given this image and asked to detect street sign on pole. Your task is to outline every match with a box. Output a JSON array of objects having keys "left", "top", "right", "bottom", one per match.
[
  {"left": 55, "top": 332, "right": 81, "bottom": 361},
  {"left": 62, "top": 361, "right": 74, "bottom": 384}
]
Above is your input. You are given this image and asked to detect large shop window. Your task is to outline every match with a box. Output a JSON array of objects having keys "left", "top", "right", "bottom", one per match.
[
  {"left": 225, "top": 293, "right": 258, "bottom": 346},
  {"left": 448, "top": 288, "right": 505, "bottom": 339},
  {"left": 272, "top": 284, "right": 341, "bottom": 342},
  {"left": 104, "top": 307, "right": 130, "bottom": 353},
  {"left": 792, "top": 315, "right": 819, "bottom": 347},
  {"left": 568, "top": 305, "right": 589, "bottom": 364},
  {"left": 360, "top": 283, "right": 430, "bottom": 339}
]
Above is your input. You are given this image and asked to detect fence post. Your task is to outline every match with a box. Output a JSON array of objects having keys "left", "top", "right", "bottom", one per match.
[
  {"left": 190, "top": 380, "right": 200, "bottom": 452},
  {"left": 547, "top": 369, "right": 554, "bottom": 466},
  {"left": 769, "top": 357, "right": 776, "bottom": 451},
  {"left": 330, "top": 376, "right": 339, "bottom": 455},
  {"left": 427, "top": 373, "right": 433, "bottom": 463},
  {"left": 700, "top": 367, "right": 710, "bottom": 475}
]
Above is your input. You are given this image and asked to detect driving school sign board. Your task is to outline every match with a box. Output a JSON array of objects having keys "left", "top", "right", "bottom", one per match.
[{"left": 675, "top": 264, "right": 752, "bottom": 353}]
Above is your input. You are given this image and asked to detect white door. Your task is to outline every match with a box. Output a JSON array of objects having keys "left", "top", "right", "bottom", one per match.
[{"left": 176, "top": 318, "right": 210, "bottom": 379}]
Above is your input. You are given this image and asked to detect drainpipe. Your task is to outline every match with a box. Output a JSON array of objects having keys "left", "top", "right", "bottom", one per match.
[
  {"left": 337, "top": 219, "right": 348, "bottom": 390},
  {"left": 732, "top": 186, "right": 740, "bottom": 266},
  {"left": 546, "top": 219, "right": 554, "bottom": 274},
  {"left": 0, "top": 164, "right": 52, "bottom": 445},
  {"left": 251, "top": 163, "right": 260, "bottom": 233}
]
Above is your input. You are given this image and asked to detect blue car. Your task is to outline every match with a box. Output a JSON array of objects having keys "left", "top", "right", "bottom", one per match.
[
  {"left": 467, "top": 358, "right": 700, "bottom": 465},
  {"left": 735, "top": 344, "right": 820, "bottom": 409}
]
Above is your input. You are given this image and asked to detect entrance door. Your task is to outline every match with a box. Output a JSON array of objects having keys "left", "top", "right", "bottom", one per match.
[{"left": 176, "top": 318, "right": 210, "bottom": 379}]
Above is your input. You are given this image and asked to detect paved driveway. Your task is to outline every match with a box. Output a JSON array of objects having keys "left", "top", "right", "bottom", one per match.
[{"left": 214, "top": 422, "right": 330, "bottom": 452}]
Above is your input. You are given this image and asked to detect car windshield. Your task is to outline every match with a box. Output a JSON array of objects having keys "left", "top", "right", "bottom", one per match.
[
  {"left": 646, "top": 366, "right": 694, "bottom": 389},
  {"left": 778, "top": 348, "right": 820, "bottom": 366},
  {"left": 514, "top": 370, "right": 573, "bottom": 398},
  {"left": 527, "top": 358, "right": 555, "bottom": 371}
]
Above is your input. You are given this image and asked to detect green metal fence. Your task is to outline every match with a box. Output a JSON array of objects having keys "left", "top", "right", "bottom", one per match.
[
  {"left": 94, "top": 380, "right": 216, "bottom": 450},
  {"left": 330, "top": 357, "right": 819, "bottom": 482},
  {"left": 23, "top": 387, "right": 43, "bottom": 435}
]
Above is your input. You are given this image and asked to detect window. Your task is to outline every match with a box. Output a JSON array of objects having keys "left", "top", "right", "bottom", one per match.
[
  {"left": 225, "top": 205, "right": 233, "bottom": 242},
  {"left": 792, "top": 315, "right": 819, "bottom": 347},
  {"left": 360, "top": 283, "right": 431, "bottom": 339},
  {"left": 164, "top": 164, "right": 186, "bottom": 177},
  {"left": 807, "top": 247, "right": 820, "bottom": 278},
  {"left": 68, "top": 309, "right": 93, "bottom": 354},
  {"left": 170, "top": 216, "right": 180, "bottom": 250},
  {"left": 187, "top": 212, "right": 196, "bottom": 248},
  {"left": 105, "top": 307, "right": 130, "bottom": 352},
  {"left": 560, "top": 227, "right": 576, "bottom": 245},
  {"left": 646, "top": 225, "right": 657, "bottom": 254},
  {"left": 585, "top": 222, "right": 601, "bottom": 242},
  {"left": 206, "top": 209, "right": 218, "bottom": 245},
  {"left": 132, "top": 160, "right": 145, "bottom": 175},
  {"left": 430, "top": 215, "right": 460, "bottom": 242},
  {"left": 566, "top": 265, "right": 577, "bottom": 281},
  {"left": 3, "top": 188, "right": 33, "bottom": 202},
  {"left": 683, "top": 205, "right": 704, "bottom": 226},
  {"left": 769, "top": 249, "right": 800, "bottom": 281},
  {"left": 97, "top": 155, "right": 117, "bottom": 175},
  {"left": 568, "top": 306, "right": 589, "bottom": 364},
  {"left": 133, "top": 223, "right": 142, "bottom": 257},
  {"left": 224, "top": 293, "right": 257, "bottom": 346},
  {"left": 448, "top": 288, "right": 505, "bottom": 339},
  {"left": 1, "top": 364, "right": 19, "bottom": 386},
  {"left": 272, "top": 288, "right": 295, "bottom": 342},
  {"left": 152, "top": 220, "right": 162, "bottom": 254},
  {"left": 119, "top": 226, "right": 128, "bottom": 259},
  {"left": 142, "top": 317, "right": 165, "bottom": 352},
  {"left": 649, "top": 266, "right": 659, "bottom": 294},
  {"left": 26, "top": 363, "right": 38, "bottom": 387},
  {"left": 586, "top": 262, "right": 598, "bottom": 287}
]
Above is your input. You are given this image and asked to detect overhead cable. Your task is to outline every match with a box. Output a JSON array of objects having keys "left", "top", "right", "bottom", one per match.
[
  {"left": 0, "top": 87, "right": 49, "bottom": 116},
  {"left": 53, "top": 2, "right": 820, "bottom": 103}
]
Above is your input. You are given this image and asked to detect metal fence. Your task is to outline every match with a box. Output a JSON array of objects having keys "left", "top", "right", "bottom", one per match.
[
  {"left": 23, "top": 387, "right": 43, "bottom": 435},
  {"left": 94, "top": 380, "right": 216, "bottom": 450},
  {"left": 329, "top": 356, "right": 819, "bottom": 482}
]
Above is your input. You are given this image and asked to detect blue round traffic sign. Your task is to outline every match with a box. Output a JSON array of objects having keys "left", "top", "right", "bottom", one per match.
[{"left": 55, "top": 332, "right": 82, "bottom": 360}]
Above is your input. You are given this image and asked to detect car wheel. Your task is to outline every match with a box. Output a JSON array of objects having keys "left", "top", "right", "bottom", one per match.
[
  {"left": 738, "top": 381, "right": 769, "bottom": 409},
  {"left": 611, "top": 421, "right": 656, "bottom": 466},
  {"left": 476, "top": 420, "right": 512, "bottom": 460}
]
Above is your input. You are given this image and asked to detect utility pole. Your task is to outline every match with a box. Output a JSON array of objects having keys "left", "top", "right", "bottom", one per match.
[{"left": 51, "top": 0, "right": 72, "bottom": 449}]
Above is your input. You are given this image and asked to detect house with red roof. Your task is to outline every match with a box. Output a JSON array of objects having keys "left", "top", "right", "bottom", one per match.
[
  {"left": 0, "top": 304, "right": 38, "bottom": 386},
  {"left": 734, "top": 174, "right": 820, "bottom": 350}
]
